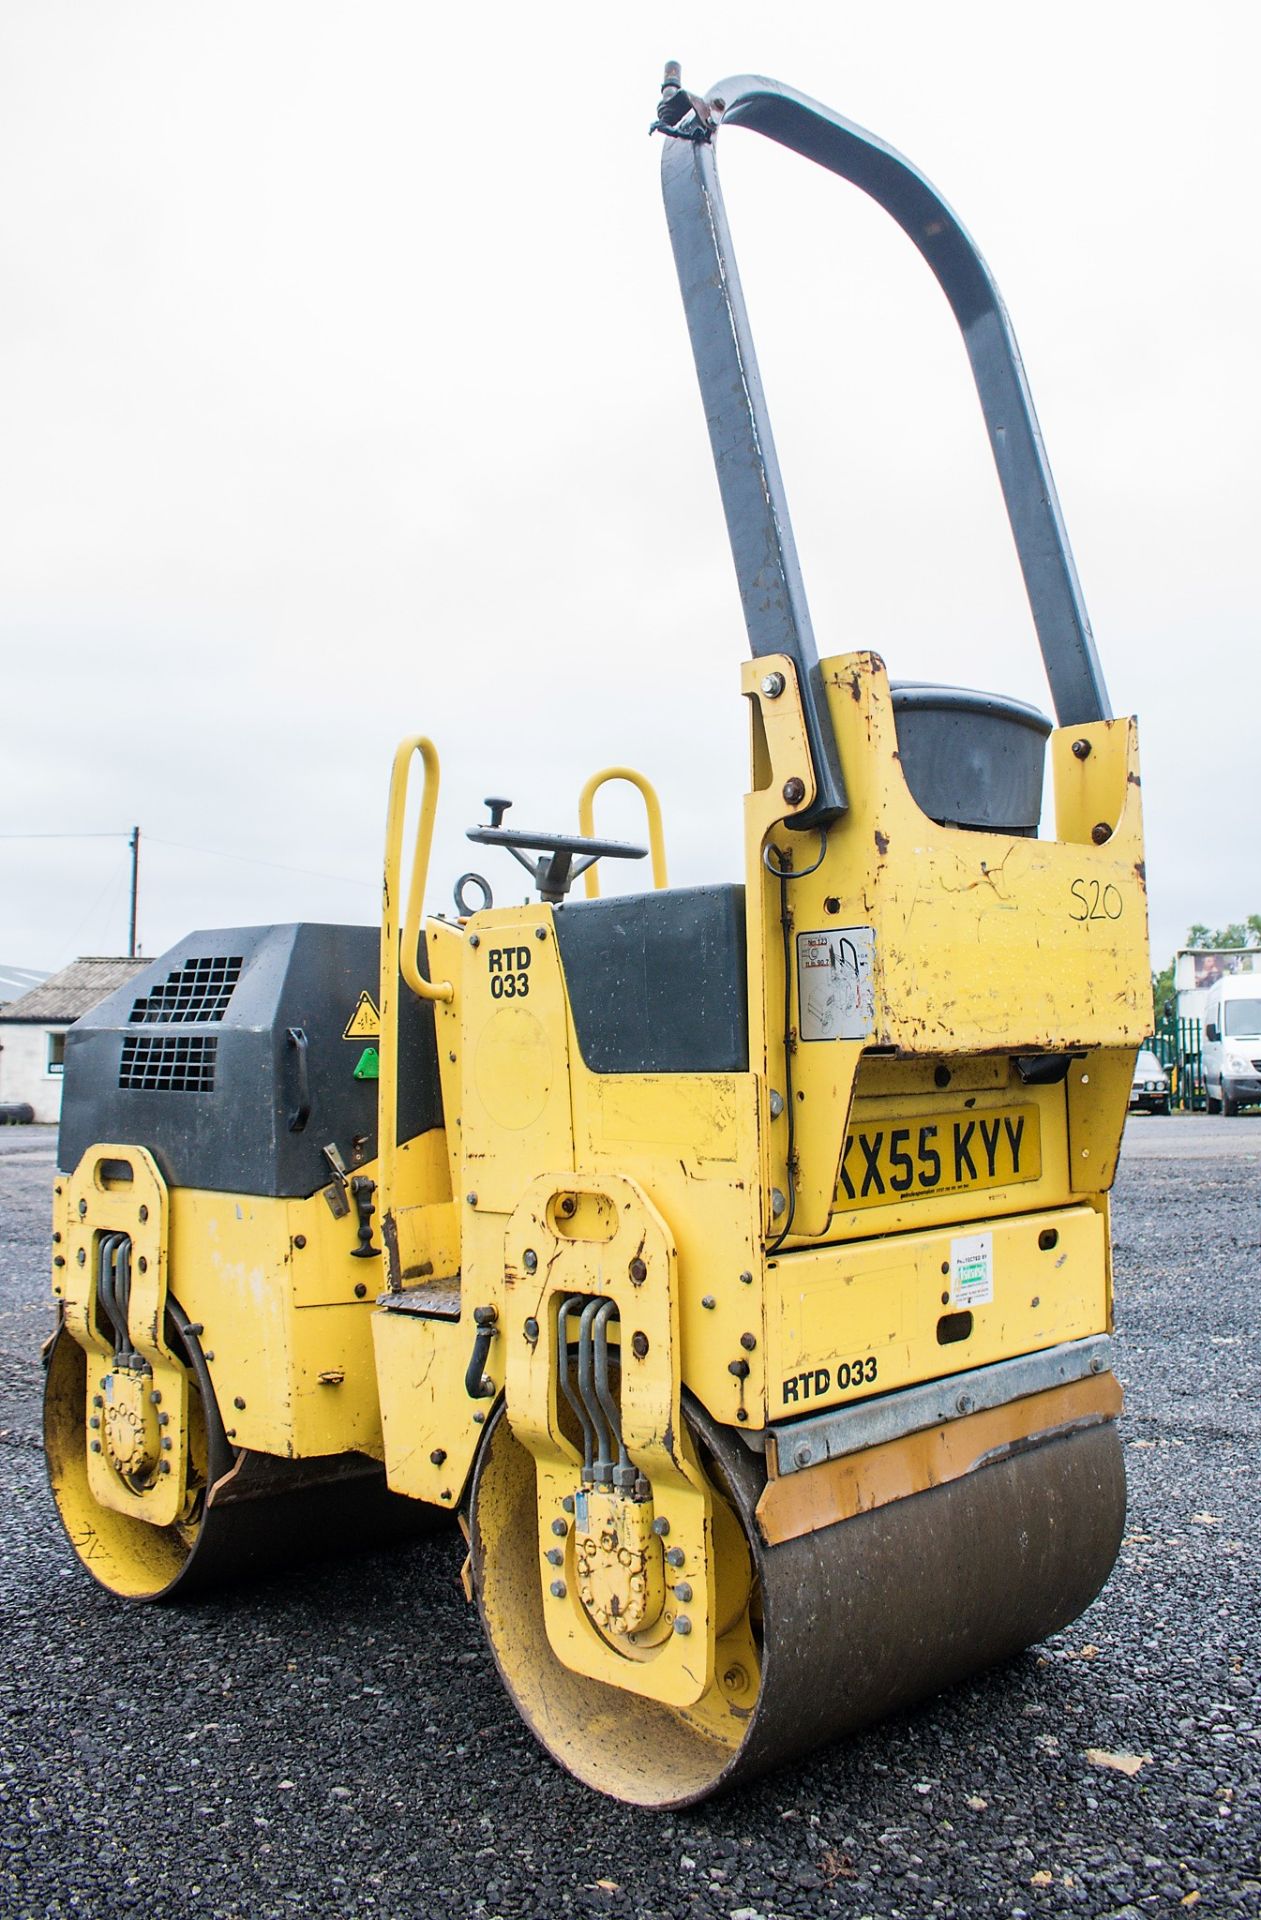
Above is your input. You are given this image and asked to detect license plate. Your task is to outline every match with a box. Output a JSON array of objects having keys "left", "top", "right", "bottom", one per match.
[{"left": 835, "top": 1104, "right": 1041, "bottom": 1211}]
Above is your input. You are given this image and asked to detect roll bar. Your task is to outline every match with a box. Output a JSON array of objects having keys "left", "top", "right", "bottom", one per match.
[{"left": 658, "top": 70, "right": 1111, "bottom": 826}]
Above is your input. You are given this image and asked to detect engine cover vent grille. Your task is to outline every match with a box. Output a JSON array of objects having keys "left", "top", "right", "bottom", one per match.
[
  {"left": 118, "top": 1034, "right": 218, "bottom": 1093},
  {"left": 128, "top": 955, "right": 242, "bottom": 1025}
]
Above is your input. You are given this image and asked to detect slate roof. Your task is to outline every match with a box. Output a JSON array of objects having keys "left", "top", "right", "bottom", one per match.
[{"left": 0, "top": 956, "right": 148, "bottom": 1025}]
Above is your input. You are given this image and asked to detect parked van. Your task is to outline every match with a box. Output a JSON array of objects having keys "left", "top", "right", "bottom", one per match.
[{"left": 1203, "top": 974, "right": 1261, "bottom": 1114}]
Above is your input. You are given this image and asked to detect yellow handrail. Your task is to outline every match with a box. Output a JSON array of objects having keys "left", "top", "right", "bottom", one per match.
[
  {"left": 383, "top": 735, "right": 453, "bottom": 1005},
  {"left": 577, "top": 766, "right": 668, "bottom": 900}
]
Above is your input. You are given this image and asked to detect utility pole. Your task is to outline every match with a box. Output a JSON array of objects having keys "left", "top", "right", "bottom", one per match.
[{"left": 128, "top": 826, "right": 140, "bottom": 957}]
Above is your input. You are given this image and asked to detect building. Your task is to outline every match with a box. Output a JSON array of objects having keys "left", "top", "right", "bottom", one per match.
[{"left": 0, "top": 956, "right": 148, "bottom": 1124}]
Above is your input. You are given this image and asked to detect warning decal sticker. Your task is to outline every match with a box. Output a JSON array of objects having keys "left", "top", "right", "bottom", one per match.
[
  {"left": 342, "top": 991, "right": 381, "bottom": 1040},
  {"left": 796, "top": 926, "right": 876, "bottom": 1040}
]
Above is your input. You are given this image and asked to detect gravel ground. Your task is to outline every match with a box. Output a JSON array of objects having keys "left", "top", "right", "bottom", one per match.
[{"left": 1, "top": 1117, "right": 1258, "bottom": 1919}]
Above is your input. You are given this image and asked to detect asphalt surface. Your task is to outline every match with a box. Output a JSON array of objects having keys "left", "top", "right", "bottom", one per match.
[{"left": 1, "top": 1116, "right": 1258, "bottom": 1920}]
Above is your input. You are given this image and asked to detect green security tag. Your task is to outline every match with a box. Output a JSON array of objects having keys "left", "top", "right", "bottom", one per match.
[{"left": 353, "top": 1047, "right": 379, "bottom": 1081}]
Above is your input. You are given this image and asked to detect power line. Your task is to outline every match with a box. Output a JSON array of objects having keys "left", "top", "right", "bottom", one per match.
[{"left": 146, "top": 836, "right": 374, "bottom": 890}]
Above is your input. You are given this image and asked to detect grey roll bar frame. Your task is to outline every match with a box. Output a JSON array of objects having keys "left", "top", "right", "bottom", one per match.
[{"left": 659, "top": 72, "right": 1112, "bottom": 827}]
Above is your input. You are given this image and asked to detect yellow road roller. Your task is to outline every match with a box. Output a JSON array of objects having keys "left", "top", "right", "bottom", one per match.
[{"left": 45, "top": 68, "right": 1151, "bottom": 1807}]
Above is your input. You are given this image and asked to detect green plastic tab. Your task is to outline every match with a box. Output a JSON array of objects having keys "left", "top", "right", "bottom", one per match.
[{"left": 353, "top": 1047, "right": 380, "bottom": 1081}]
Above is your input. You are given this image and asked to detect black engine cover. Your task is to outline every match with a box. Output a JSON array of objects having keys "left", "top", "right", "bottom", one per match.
[{"left": 58, "top": 923, "right": 442, "bottom": 1198}]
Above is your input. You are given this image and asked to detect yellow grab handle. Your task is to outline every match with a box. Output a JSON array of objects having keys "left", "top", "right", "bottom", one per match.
[
  {"left": 577, "top": 766, "right": 668, "bottom": 900},
  {"left": 383, "top": 735, "right": 453, "bottom": 1004}
]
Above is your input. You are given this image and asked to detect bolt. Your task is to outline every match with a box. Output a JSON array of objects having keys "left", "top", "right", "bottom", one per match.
[
  {"left": 739, "top": 1270, "right": 753, "bottom": 1286},
  {"left": 468, "top": 933, "right": 480, "bottom": 949},
  {"left": 354, "top": 1283, "right": 367, "bottom": 1299},
  {"left": 729, "top": 1358, "right": 750, "bottom": 1380},
  {"left": 771, "top": 1188, "right": 787, "bottom": 1218},
  {"left": 665, "top": 1546, "right": 685, "bottom": 1568},
  {"left": 674, "top": 1581, "right": 693, "bottom": 1603},
  {"left": 546, "top": 1548, "right": 563, "bottom": 1567},
  {"left": 1091, "top": 821, "right": 1112, "bottom": 845},
  {"left": 956, "top": 1392, "right": 975, "bottom": 1415},
  {"left": 90, "top": 1440, "right": 101, "bottom": 1453},
  {"left": 89, "top": 1416, "right": 99, "bottom": 1430},
  {"left": 472, "top": 1410, "right": 485, "bottom": 1425},
  {"left": 736, "top": 1408, "right": 748, "bottom": 1421},
  {"left": 934, "top": 1064, "right": 952, "bottom": 1088},
  {"left": 92, "top": 1395, "right": 103, "bottom": 1408},
  {"left": 549, "top": 1580, "right": 566, "bottom": 1600},
  {"left": 769, "top": 1089, "right": 784, "bottom": 1118},
  {"left": 523, "top": 1316, "right": 539, "bottom": 1343},
  {"left": 430, "top": 1448, "right": 447, "bottom": 1465},
  {"left": 161, "top": 1437, "right": 173, "bottom": 1451},
  {"left": 552, "top": 1517, "right": 568, "bottom": 1536},
  {"left": 138, "top": 1204, "right": 148, "bottom": 1223},
  {"left": 137, "top": 1255, "right": 147, "bottom": 1273},
  {"left": 78, "top": 1199, "right": 87, "bottom": 1217},
  {"left": 794, "top": 1443, "right": 812, "bottom": 1468},
  {"left": 941, "top": 1261, "right": 950, "bottom": 1276},
  {"left": 159, "top": 1460, "right": 171, "bottom": 1475},
  {"left": 77, "top": 1248, "right": 86, "bottom": 1266},
  {"left": 562, "top": 1494, "right": 575, "bottom": 1513},
  {"left": 1090, "top": 1354, "right": 1104, "bottom": 1374},
  {"left": 1072, "top": 738, "right": 1092, "bottom": 760},
  {"left": 761, "top": 671, "right": 785, "bottom": 698},
  {"left": 631, "top": 1331, "right": 649, "bottom": 1359},
  {"left": 629, "top": 1257, "right": 647, "bottom": 1284},
  {"left": 535, "top": 927, "right": 548, "bottom": 941},
  {"left": 740, "top": 1332, "right": 757, "bottom": 1352},
  {"left": 294, "top": 1234, "right": 306, "bottom": 1250},
  {"left": 941, "top": 1291, "right": 950, "bottom": 1306},
  {"left": 158, "top": 1412, "right": 169, "bottom": 1427},
  {"left": 701, "top": 1295, "right": 716, "bottom": 1311},
  {"left": 673, "top": 1615, "right": 692, "bottom": 1636},
  {"left": 523, "top": 1249, "right": 538, "bottom": 1273},
  {"left": 466, "top": 1192, "right": 478, "bottom": 1207},
  {"left": 150, "top": 1390, "right": 161, "bottom": 1405},
  {"left": 233, "top": 1396, "right": 246, "bottom": 1411},
  {"left": 652, "top": 1516, "right": 670, "bottom": 1537},
  {"left": 782, "top": 776, "right": 806, "bottom": 807}
]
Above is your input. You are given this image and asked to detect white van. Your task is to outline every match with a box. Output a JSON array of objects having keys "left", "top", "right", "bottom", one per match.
[{"left": 1203, "top": 973, "right": 1261, "bottom": 1114}]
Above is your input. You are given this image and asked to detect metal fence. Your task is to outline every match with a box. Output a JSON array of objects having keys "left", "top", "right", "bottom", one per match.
[{"left": 1149, "top": 1013, "right": 1204, "bottom": 1111}]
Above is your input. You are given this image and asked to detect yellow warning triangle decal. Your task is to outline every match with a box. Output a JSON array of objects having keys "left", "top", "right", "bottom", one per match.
[{"left": 343, "top": 991, "right": 380, "bottom": 1040}]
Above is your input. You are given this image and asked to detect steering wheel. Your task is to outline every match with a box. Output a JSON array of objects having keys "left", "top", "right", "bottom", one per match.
[{"left": 467, "top": 799, "right": 647, "bottom": 904}]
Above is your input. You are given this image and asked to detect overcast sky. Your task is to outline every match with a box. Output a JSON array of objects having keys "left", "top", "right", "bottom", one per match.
[{"left": 2, "top": 3, "right": 1257, "bottom": 977}]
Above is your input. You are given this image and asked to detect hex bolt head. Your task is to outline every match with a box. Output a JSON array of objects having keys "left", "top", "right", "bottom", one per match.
[
  {"left": 468, "top": 933, "right": 480, "bottom": 949},
  {"left": 631, "top": 1331, "right": 649, "bottom": 1359},
  {"left": 233, "top": 1396, "right": 246, "bottom": 1411},
  {"left": 92, "top": 1394, "right": 103, "bottom": 1408},
  {"left": 771, "top": 1188, "right": 787, "bottom": 1218},
  {"left": 161, "top": 1437, "right": 173, "bottom": 1451},
  {"left": 293, "top": 1234, "right": 307, "bottom": 1250},
  {"left": 739, "top": 1270, "right": 753, "bottom": 1286},
  {"left": 673, "top": 1615, "right": 692, "bottom": 1636},
  {"left": 549, "top": 1580, "right": 567, "bottom": 1600},
  {"left": 1090, "top": 1354, "right": 1105, "bottom": 1374},
  {"left": 78, "top": 1199, "right": 87, "bottom": 1217},
  {"left": 665, "top": 1546, "right": 685, "bottom": 1568},
  {"left": 546, "top": 1547, "right": 563, "bottom": 1567},
  {"left": 1072, "top": 737, "right": 1092, "bottom": 760},
  {"left": 1091, "top": 821, "right": 1113, "bottom": 845},
  {"left": 150, "top": 1390, "right": 161, "bottom": 1406},
  {"left": 523, "top": 1248, "right": 538, "bottom": 1273},
  {"left": 535, "top": 927, "right": 548, "bottom": 941},
  {"left": 354, "top": 1283, "right": 367, "bottom": 1299},
  {"left": 466, "top": 1191, "right": 478, "bottom": 1208},
  {"left": 782, "top": 776, "right": 806, "bottom": 807},
  {"left": 628, "top": 1257, "right": 648, "bottom": 1284},
  {"left": 429, "top": 1448, "right": 447, "bottom": 1466},
  {"left": 76, "top": 1248, "right": 86, "bottom": 1266},
  {"left": 956, "top": 1392, "right": 975, "bottom": 1415},
  {"left": 794, "top": 1444, "right": 812, "bottom": 1468},
  {"left": 90, "top": 1440, "right": 101, "bottom": 1453},
  {"left": 551, "top": 1517, "right": 568, "bottom": 1536},
  {"left": 158, "top": 1412, "right": 170, "bottom": 1427},
  {"left": 562, "top": 1494, "right": 575, "bottom": 1513},
  {"left": 769, "top": 1089, "right": 784, "bottom": 1118},
  {"left": 651, "top": 1516, "right": 670, "bottom": 1537},
  {"left": 740, "top": 1331, "right": 757, "bottom": 1352},
  {"left": 89, "top": 1416, "right": 99, "bottom": 1430},
  {"left": 159, "top": 1460, "right": 171, "bottom": 1475},
  {"left": 523, "top": 1316, "right": 540, "bottom": 1343},
  {"left": 701, "top": 1295, "right": 716, "bottom": 1311},
  {"left": 761, "top": 671, "right": 785, "bottom": 698},
  {"left": 673, "top": 1581, "right": 693, "bottom": 1603}
]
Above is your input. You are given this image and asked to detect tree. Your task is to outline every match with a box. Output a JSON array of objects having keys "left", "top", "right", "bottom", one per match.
[{"left": 1152, "top": 915, "right": 1261, "bottom": 1024}]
